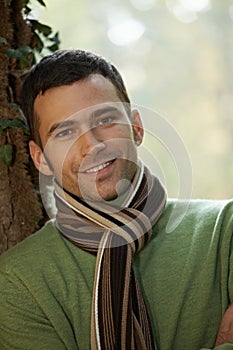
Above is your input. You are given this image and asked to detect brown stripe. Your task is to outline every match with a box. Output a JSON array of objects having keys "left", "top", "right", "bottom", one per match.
[{"left": 55, "top": 163, "right": 166, "bottom": 349}]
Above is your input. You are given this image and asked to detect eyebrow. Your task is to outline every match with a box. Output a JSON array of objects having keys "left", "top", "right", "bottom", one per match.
[
  {"left": 47, "top": 120, "right": 76, "bottom": 137},
  {"left": 47, "top": 105, "right": 122, "bottom": 137},
  {"left": 92, "top": 106, "right": 122, "bottom": 118}
]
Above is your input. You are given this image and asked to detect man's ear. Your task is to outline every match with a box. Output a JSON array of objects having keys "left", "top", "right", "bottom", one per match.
[
  {"left": 131, "top": 109, "right": 144, "bottom": 146},
  {"left": 29, "top": 140, "right": 53, "bottom": 176}
]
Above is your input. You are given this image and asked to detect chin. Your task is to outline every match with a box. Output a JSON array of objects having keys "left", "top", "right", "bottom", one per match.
[
  {"left": 92, "top": 192, "right": 118, "bottom": 203},
  {"left": 101, "top": 193, "right": 118, "bottom": 202}
]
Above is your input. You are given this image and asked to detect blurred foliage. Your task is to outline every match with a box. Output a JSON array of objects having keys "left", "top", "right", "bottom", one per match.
[
  {"left": 1, "top": 0, "right": 60, "bottom": 167},
  {"left": 33, "top": 0, "right": 233, "bottom": 199},
  {"left": 4, "top": 0, "right": 60, "bottom": 71}
]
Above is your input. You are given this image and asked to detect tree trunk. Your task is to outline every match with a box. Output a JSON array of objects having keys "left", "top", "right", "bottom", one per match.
[{"left": 0, "top": 0, "right": 43, "bottom": 254}]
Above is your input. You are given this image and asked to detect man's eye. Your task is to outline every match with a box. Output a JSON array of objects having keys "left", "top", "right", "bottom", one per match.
[
  {"left": 54, "top": 129, "right": 73, "bottom": 138},
  {"left": 97, "top": 116, "right": 115, "bottom": 126}
]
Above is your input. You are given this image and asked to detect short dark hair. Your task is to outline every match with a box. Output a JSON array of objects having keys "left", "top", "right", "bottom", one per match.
[{"left": 20, "top": 49, "right": 131, "bottom": 145}]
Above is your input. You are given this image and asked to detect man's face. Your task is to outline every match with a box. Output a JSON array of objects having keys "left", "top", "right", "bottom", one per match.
[{"left": 30, "top": 74, "right": 143, "bottom": 203}]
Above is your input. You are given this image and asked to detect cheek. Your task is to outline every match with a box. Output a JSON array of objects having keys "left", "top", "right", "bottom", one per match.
[
  {"left": 106, "top": 126, "right": 137, "bottom": 158},
  {"left": 61, "top": 151, "right": 78, "bottom": 175},
  {"left": 46, "top": 141, "right": 77, "bottom": 172},
  {"left": 102, "top": 123, "right": 133, "bottom": 138},
  {"left": 117, "top": 124, "right": 134, "bottom": 138}
]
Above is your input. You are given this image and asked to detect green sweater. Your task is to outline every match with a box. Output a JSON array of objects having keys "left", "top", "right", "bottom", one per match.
[{"left": 0, "top": 199, "right": 233, "bottom": 350}]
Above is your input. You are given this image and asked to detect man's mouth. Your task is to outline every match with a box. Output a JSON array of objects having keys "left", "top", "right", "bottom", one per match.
[{"left": 83, "top": 159, "right": 115, "bottom": 174}]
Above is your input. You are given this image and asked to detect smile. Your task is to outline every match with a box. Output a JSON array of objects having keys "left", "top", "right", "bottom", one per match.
[{"left": 84, "top": 160, "right": 114, "bottom": 174}]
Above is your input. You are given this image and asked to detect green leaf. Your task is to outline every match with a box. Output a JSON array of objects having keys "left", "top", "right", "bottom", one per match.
[
  {"left": 32, "top": 32, "right": 44, "bottom": 52},
  {"left": 23, "top": 5, "right": 32, "bottom": 15},
  {"left": 6, "top": 46, "right": 33, "bottom": 68},
  {"left": 18, "top": 46, "right": 33, "bottom": 67},
  {"left": 5, "top": 48, "right": 21, "bottom": 59},
  {"left": 48, "top": 32, "right": 60, "bottom": 45},
  {"left": 22, "top": 0, "right": 30, "bottom": 6},
  {"left": 1, "top": 119, "right": 13, "bottom": 130},
  {"left": 30, "top": 20, "right": 52, "bottom": 37},
  {"left": 0, "top": 118, "right": 28, "bottom": 132},
  {"left": 46, "top": 32, "right": 60, "bottom": 52},
  {"left": 8, "top": 118, "right": 26, "bottom": 129},
  {"left": 18, "top": 45, "right": 33, "bottom": 55},
  {"left": 0, "top": 36, "right": 8, "bottom": 44},
  {"left": 36, "top": 0, "right": 46, "bottom": 7},
  {"left": 0, "top": 144, "right": 13, "bottom": 167},
  {"left": 8, "top": 103, "right": 19, "bottom": 110},
  {"left": 5, "top": 46, "right": 31, "bottom": 59},
  {"left": 47, "top": 43, "right": 59, "bottom": 52}
]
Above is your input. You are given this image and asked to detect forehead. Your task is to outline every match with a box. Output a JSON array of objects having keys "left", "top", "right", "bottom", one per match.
[{"left": 34, "top": 74, "right": 123, "bottom": 125}]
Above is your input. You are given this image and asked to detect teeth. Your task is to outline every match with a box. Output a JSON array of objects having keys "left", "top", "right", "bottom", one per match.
[{"left": 85, "top": 161, "right": 112, "bottom": 174}]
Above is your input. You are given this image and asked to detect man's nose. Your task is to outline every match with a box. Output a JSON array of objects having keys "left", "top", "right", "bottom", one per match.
[{"left": 78, "top": 130, "right": 106, "bottom": 156}]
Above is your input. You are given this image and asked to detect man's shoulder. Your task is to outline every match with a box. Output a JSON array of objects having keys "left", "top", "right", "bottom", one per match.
[
  {"left": 156, "top": 198, "right": 233, "bottom": 233},
  {"left": 165, "top": 198, "right": 233, "bottom": 216},
  {"left": 0, "top": 220, "right": 60, "bottom": 272}
]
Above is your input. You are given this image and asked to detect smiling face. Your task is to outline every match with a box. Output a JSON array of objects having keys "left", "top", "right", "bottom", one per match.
[{"left": 30, "top": 74, "right": 144, "bottom": 202}]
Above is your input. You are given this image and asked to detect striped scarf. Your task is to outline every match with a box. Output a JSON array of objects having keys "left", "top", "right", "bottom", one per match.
[{"left": 54, "top": 162, "right": 166, "bottom": 349}]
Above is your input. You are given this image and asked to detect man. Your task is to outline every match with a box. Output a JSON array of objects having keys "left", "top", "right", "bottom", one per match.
[{"left": 0, "top": 49, "right": 232, "bottom": 349}]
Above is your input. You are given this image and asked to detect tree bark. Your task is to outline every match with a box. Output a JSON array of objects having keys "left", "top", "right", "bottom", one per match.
[{"left": 0, "top": 0, "right": 43, "bottom": 254}]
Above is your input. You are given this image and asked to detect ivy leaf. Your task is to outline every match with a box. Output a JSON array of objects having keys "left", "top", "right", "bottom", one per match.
[
  {"left": 5, "top": 46, "right": 33, "bottom": 68},
  {"left": 8, "top": 118, "right": 27, "bottom": 129},
  {"left": 47, "top": 32, "right": 60, "bottom": 52},
  {"left": 47, "top": 43, "right": 59, "bottom": 52},
  {"left": 8, "top": 103, "right": 19, "bottom": 109},
  {"left": 48, "top": 32, "right": 60, "bottom": 45},
  {"left": 30, "top": 20, "right": 52, "bottom": 37},
  {"left": 0, "top": 119, "right": 12, "bottom": 130},
  {"left": 5, "top": 46, "right": 32, "bottom": 61},
  {"left": 22, "top": 0, "right": 30, "bottom": 6},
  {"left": 23, "top": 5, "right": 32, "bottom": 15},
  {"left": 0, "top": 36, "right": 8, "bottom": 44},
  {"left": 36, "top": 0, "right": 46, "bottom": 7},
  {"left": 18, "top": 45, "right": 33, "bottom": 55},
  {"left": 0, "top": 144, "right": 13, "bottom": 167},
  {"left": 5, "top": 48, "right": 22, "bottom": 59},
  {"left": 0, "top": 118, "right": 28, "bottom": 133},
  {"left": 32, "top": 32, "right": 44, "bottom": 52}
]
